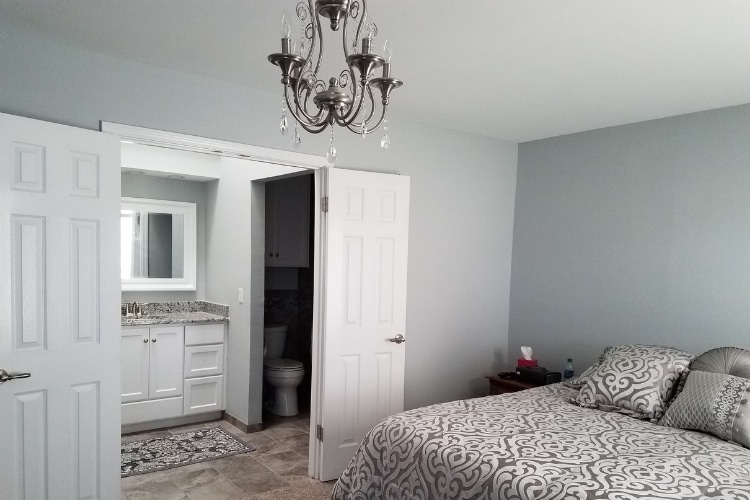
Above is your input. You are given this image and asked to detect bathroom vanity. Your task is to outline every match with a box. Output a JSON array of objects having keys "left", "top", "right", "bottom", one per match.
[{"left": 120, "top": 301, "right": 229, "bottom": 432}]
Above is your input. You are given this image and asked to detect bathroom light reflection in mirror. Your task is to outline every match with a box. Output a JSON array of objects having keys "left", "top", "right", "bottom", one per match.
[{"left": 121, "top": 197, "right": 196, "bottom": 291}]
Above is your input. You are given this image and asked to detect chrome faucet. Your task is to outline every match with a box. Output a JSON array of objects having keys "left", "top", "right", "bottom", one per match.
[{"left": 124, "top": 301, "right": 143, "bottom": 318}]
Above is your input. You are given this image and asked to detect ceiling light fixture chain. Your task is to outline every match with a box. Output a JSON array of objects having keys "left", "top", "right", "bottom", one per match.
[{"left": 268, "top": 0, "right": 403, "bottom": 163}]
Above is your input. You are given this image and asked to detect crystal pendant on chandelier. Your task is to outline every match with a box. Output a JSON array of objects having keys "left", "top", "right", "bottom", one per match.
[
  {"left": 293, "top": 122, "right": 301, "bottom": 148},
  {"left": 280, "top": 113, "right": 288, "bottom": 135},
  {"left": 380, "top": 119, "right": 390, "bottom": 150},
  {"left": 280, "top": 96, "right": 288, "bottom": 135},
  {"left": 326, "top": 128, "right": 337, "bottom": 163}
]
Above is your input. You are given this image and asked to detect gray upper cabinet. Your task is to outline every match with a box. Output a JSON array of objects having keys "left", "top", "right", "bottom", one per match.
[{"left": 265, "top": 175, "right": 310, "bottom": 267}]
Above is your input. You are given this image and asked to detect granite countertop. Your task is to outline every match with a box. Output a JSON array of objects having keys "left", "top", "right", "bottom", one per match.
[{"left": 121, "top": 300, "right": 229, "bottom": 327}]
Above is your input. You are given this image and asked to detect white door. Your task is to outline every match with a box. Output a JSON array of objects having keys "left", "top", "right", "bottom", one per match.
[
  {"left": 313, "top": 168, "right": 410, "bottom": 481},
  {"left": 0, "top": 113, "right": 121, "bottom": 499},
  {"left": 121, "top": 328, "right": 150, "bottom": 403},
  {"left": 149, "top": 326, "right": 184, "bottom": 399}
]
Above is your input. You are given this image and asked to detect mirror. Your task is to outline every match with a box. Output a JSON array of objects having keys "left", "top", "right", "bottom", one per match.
[{"left": 121, "top": 197, "right": 197, "bottom": 291}]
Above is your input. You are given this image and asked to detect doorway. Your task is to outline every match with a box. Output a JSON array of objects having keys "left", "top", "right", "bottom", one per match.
[{"left": 262, "top": 173, "right": 316, "bottom": 416}]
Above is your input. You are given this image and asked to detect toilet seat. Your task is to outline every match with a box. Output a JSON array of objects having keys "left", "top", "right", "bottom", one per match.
[{"left": 264, "top": 358, "right": 303, "bottom": 371}]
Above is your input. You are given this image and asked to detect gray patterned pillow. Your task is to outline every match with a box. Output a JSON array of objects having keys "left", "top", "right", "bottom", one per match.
[
  {"left": 572, "top": 344, "right": 694, "bottom": 421},
  {"left": 659, "top": 370, "right": 750, "bottom": 449}
]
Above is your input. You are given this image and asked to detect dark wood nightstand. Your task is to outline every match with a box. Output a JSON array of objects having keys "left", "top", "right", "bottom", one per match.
[{"left": 486, "top": 375, "right": 540, "bottom": 395}]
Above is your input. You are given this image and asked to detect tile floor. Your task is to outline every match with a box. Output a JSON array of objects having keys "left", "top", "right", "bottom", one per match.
[{"left": 121, "top": 412, "right": 335, "bottom": 499}]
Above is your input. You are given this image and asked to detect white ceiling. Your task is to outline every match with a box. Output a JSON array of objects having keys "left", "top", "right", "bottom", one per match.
[{"left": 2, "top": 0, "right": 750, "bottom": 143}]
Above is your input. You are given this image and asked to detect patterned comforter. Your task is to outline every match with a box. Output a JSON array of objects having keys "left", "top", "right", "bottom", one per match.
[{"left": 332, "top": 384, "right": 750, "bottom": 499}]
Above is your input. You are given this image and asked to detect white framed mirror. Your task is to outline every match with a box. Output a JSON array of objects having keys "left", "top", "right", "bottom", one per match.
[{"left": 121, "top": 197, "right": 197, "bottom": 291}]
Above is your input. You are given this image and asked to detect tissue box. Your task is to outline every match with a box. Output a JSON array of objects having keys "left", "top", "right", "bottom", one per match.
[{"left": 517, "top": 358, "right": 538, "bottom": 368}]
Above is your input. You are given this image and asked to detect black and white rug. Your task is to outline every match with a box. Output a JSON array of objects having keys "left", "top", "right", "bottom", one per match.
[{"left": 121, "top": 427, "right": 254, "bottom": 477}]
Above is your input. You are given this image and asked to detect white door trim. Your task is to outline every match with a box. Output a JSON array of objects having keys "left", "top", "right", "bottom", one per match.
[
  {"left": 100, "top": 122, "right": 332, "bottom": 477},
  {"left": 100, "top": 122, "right": 328, "bottom": 170}
]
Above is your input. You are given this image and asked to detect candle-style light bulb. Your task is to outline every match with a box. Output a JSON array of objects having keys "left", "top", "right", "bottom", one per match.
[
  {"left": 361, "top": 21, "right": 377, "bottom": 54},
  {"left": 281, "top": 11, "right": 292, "bottom": 38},
  {"left": 382, "top": 39, "right": 392, "bottom": 78},
  {"left": 280, "top": 11, "right": 292, "bottom": 54}
]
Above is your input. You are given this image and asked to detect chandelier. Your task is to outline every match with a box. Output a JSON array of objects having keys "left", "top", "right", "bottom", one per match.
[{"left": 268, "top": 0, "right": 403, "bottom": 163}]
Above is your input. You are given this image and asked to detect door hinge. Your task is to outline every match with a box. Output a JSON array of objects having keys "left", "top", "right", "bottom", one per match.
[
  {"left": 316, "top": 424, "right": 324, "bottom": 441},
  {"left": 321, "top": 196, "right": 329, "bottom": 213}
]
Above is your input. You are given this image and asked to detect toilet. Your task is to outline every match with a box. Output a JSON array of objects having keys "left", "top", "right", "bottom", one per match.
[{"left": 263, "top": 325, "right": 305, "bottom": 416}]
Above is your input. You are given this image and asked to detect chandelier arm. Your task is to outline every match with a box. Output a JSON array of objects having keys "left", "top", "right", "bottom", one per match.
[
  {"left": 295, "top": 115, "right": 330, "bottom": 134},
  {"left": 363, "top": 83, "right": 377, "bottom": 123},
  {"left": 297, "top": 2, "right": 315, "bottom": 69},
  {"left": 285, "top": 84, "right": 325, "bottom": 127},
  {"left": 285, "top": 97, "right": 329, "bottom": 134},
  {"left": 309, "top": 0, "right": 324, "bottom": 79},
  {"left": 338, "top": 76, "right": 377, "bottom": 126},
  {"left": 346, "top": 104, "right": 386, "bottom": 135},
  {"left": 333, "top": 81, "right": 368, "bottom": 127},
  {"left": 290, "top": 80, "right": 325, "bottom": 124},
  {"left": 340, "top": 8, "right": 358, "bottom": 98}
]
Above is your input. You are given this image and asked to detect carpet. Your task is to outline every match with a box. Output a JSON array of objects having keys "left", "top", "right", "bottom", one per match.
[{"left": 121, "top": 427, "right": 254, "bottom": 477}]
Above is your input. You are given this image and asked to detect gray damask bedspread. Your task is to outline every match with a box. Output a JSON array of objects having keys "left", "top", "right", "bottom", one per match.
[{"left": 332, "top": 384, "right": 750, "bottom": 499}]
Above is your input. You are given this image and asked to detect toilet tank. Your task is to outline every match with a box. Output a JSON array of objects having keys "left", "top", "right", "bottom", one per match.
[{"left": 264, "top": 325, "right": 287, "bottom": 359}]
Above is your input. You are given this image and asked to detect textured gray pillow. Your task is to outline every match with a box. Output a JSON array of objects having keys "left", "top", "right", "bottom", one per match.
[
  {"left": 572, "top": 344, "right": 694, "bottom": 421},
  {"left": 659, "top": 370, "right": 750, "bottom": 449},
  {"left": 666, "top": 347, "right": 750, "bottom": 408},
  {"left": 690, "top": 346, "right": 750, "bottom": 378}
]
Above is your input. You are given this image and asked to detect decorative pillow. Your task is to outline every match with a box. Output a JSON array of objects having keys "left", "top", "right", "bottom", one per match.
[
  {"left": 659, "top": 370, "right": 750, "bottom": 449},
  {"left": 572, "top": 344, "right": 694, "bottom": 421},
  {"left": 665, "top": 347, "right": 750, "bottom": 408},
  {"left": 690, "top": 346, "right": 750, "bottom": 378}
]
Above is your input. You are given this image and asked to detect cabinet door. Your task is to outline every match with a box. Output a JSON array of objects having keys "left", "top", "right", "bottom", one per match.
[
  {"left": 148, "top": 326, "right": 185, "bottom": 399},
  {"left": 121, "top": 328, "right": 150, "bottom": 403},
  {"left": 266, "top": 175, "right": 310, "bottom": 267}
]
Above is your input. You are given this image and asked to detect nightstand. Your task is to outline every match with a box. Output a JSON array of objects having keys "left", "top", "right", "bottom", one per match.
[{"left": 486, "top": 375, "right": 540, "bottom": 395}]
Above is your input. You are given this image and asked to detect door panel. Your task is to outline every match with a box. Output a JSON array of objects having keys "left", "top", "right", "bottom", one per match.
[
  {"left": 315, "top": 168, "right": 410, "bottom": 481},
  {"left": 0, "top": 112, "right": 121, "bottom": 498}
]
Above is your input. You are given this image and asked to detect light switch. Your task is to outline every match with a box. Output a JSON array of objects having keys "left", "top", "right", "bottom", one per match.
[{"left": 238, "top": 288, "right": 244, "bottom": 303}]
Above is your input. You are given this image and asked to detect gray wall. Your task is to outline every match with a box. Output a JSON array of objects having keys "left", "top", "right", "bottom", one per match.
[
  {"left": 121, "top": 173, "right": 207, "bottom": 303},
  {"left": 1, "top": 30, "right": 518, "bottom": 415},
  {"left": 510, "top": 104, "right": 750, "bottom": 375}
]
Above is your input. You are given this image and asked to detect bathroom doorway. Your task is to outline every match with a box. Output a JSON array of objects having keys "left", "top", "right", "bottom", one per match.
[{"left": 262, "top": 173, "right": 316, "bottom": 416}]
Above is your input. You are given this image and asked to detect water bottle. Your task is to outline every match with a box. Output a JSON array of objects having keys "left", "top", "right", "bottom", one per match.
[{"left": 563, "top": 358, "right": 575, "bottom": 380}]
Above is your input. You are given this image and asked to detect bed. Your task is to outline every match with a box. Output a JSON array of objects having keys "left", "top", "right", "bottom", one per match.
[{"left": 332, "top": 345, "right": 750, "bottom": 499}]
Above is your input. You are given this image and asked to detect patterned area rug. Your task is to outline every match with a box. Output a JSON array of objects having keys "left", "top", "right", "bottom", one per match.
[{"left": 121, "top": 427, "right": 254, "bottom": 477}]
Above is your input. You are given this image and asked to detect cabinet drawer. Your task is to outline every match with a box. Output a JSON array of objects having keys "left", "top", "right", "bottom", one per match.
[
  {"left": 184, "top": 344, "right": 224, "bottom": 378},
  {"left": 183, "top": 375, "right": 224, "bottom": 415},
  {"left": 184, "top": 323, "right": 224, "bottom": 346}
]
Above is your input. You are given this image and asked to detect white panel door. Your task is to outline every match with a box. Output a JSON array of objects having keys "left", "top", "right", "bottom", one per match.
[
  {"left": 0, "top": 113, "right": 121, "bottom": 498},
  {"left": 315, "top": 168, "right": 410, "bottom": 481},
  {"left": 121, "top": 328, "right": 150, "bottom": 403},
  {"left": 148, "top": 326, "right": 184, "bottom": 399}
]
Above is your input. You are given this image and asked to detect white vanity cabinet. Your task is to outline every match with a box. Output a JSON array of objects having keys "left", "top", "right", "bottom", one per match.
[
  {"left": 265, "top": 175, "right": 310, "bottom": 267},
  {"left": 121, "top": 322, "right": 227, "bottom": 427},
  {"left": 121, "top": 325, "right": 185, "bottom": 424}
]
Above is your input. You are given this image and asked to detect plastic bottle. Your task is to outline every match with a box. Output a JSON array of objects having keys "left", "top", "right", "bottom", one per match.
[{"left": 563, "top": 358, "right": 575, "bottom": 380}]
